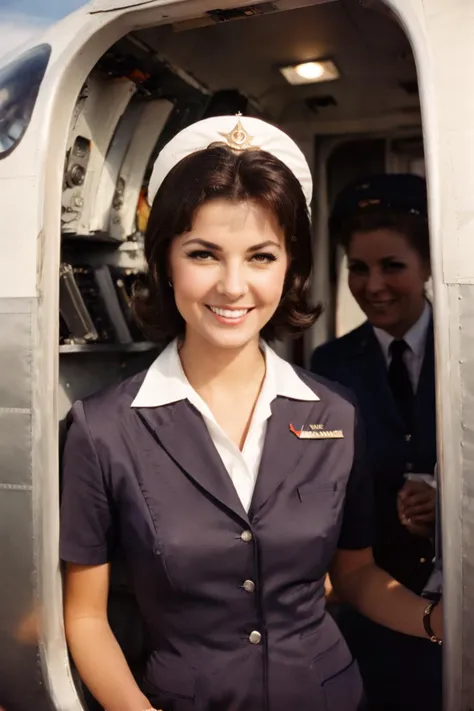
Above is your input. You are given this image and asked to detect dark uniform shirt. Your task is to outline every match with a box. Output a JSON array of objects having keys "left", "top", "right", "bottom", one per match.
[
  {"left": 318, "top": 172, "right": 435, "bottom": 594},
  {"left": 311, "top": 318, "right": 436, "bottom": 594},
  {"left": 60, "top": 362, "right": 373, "bottom": 711},
  {"left": 310, "top": 172, "right": 441, "bottom": 711}
]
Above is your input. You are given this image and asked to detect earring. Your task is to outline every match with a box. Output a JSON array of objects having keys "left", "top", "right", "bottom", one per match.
[{"left": 168, "top": 279, "right": 173, "bottom": 288}]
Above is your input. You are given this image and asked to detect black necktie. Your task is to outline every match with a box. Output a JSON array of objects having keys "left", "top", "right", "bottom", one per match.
[{"left": 388, "top": 339, "right": 414, "bottom": 426}]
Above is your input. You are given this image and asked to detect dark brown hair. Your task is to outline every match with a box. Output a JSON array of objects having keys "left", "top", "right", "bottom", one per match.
[
  {"left": 337, "top": 206, "right": 430, "bottom": 263},
  {"left": 133, "top": 144, "right": 321, "bottom": 343}
]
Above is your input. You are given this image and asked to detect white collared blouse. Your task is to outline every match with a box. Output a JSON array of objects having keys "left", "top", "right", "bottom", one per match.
[
  {"left": 131, "top": 340, "right": 318, "bottom": 512},
  {"left": 373, "top": 300, "right": 432, "bottom": 391}
]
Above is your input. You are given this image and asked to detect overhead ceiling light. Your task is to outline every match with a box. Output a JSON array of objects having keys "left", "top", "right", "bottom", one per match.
[
  {"left": 295, "top": 62, "right": 325, "bottom": 80},
  {"left": 280, "top": 59, "right": 340, "bottom": 85}
]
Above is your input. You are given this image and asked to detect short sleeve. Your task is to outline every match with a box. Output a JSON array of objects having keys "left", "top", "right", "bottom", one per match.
[
  {"left": 60, "top": 401, "right": 116, "bottom": 565},
  {"left": 337, "top": 408, "right": 375, "bottom": 550}
]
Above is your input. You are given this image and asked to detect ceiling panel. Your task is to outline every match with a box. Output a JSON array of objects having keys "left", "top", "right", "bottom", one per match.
[{"left": 135, "top": 0, "right": 419, "bottom": 136}]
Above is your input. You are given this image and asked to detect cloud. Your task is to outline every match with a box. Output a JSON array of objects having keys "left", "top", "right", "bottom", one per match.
[{"left": 0, "top": 12, "right": 48, "bottom": 62}]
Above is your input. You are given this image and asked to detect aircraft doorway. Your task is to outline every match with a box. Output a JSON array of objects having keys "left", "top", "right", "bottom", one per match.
[
  {"left": 0, "top": 0, "right": 460, "bottom": 710},
  {"left": 53, "top": 3, "right": 438, "bottom": 711}
]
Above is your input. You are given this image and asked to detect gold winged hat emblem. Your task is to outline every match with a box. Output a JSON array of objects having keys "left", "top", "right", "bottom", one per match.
[{"left": 218, "top": 114, "right": 259, "bottom": 151}]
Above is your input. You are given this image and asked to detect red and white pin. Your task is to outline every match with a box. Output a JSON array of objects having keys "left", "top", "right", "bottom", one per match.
[{"left": 289, "top": 423, "right": 344, "bottom": 439}]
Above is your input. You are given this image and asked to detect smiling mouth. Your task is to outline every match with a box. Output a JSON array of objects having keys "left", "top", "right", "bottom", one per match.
[
  {"left": 367, "top": 300, "right": 396, "bottom": 307},
  {"left": 206, "top": 305, "right": 254, "bottom": 320}
]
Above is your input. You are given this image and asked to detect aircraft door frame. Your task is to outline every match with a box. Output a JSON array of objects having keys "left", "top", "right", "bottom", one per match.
[
  {"left": 0, "top": 1, "right": 469, "bottom": 710},
  {"left": 39, "top": 3, "right": 468, "bottom": 709}
]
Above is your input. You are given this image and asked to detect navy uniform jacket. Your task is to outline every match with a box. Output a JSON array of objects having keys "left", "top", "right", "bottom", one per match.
[
  {"left": 60, "top": 367, "right": 373, "bottom": 711},
  {"left": 311, "top": 321, "right": 436, "bottom": 593}
]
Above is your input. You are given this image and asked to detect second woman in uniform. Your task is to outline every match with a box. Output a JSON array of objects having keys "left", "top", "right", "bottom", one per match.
[{"left": 311, "top": 175, "right": 441, "bottom": 711}]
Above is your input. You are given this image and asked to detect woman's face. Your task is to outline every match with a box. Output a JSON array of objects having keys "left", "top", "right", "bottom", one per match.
[
  {"left": 347, "top": 228, "right": 430, "bottom": 338},
  {"left": 168, "top": 198, "right": 288, "bottom": 351}
]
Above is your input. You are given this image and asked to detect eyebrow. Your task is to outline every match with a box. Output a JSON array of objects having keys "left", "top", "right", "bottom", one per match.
[
  {"left": 182, "top": 237, "right": 282, "bottom": 251},
  {"left": 348, "top": 254, "right": 403, "bottom": 262}
]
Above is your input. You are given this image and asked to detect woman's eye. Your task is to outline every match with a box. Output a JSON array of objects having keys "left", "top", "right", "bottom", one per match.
[
  {"left": 384, "top": 261, "right": 405, "bottom": 272},
  {"left": 250, "top": 252, "right": 278, "bottom": 263},
  {"left": 186, "top": 250, "right": 216, "bottom": 261},
  {"left": 348, "top": 263, "right": 367, "bottom": 275}
]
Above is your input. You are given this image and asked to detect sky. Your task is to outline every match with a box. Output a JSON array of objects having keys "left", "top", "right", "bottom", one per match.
[{"left": 0, "top": 0, "right": 87, "bottom": 59}]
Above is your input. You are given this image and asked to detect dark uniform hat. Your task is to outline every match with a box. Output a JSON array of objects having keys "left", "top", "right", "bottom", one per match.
[{"left": 329, "top": 173, "right": 427, "bottom": 237}]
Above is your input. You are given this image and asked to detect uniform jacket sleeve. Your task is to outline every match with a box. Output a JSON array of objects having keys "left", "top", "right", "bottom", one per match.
[
  {"left": 310, "top": 342, "right": 341, "bottom": 381},
  {"left": 60, "top": 400, "right": 117, "bottom": 565},
  {"left": 337, "top": 404, "right": 374, "bottom": 550},
  {"left": 310, "top": 340, "right": 375, "bottom": 550}
]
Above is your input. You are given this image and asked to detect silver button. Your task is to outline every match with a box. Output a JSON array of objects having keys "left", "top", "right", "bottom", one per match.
[
  {"left": 405, "top": 434, "right": 412, "bottom": 442},
  {"left": 243, "top": 580, "right": 256, "bottom": 593},
  {"left": 241, "top": 530, "right": 253, "bottom": 543},
  {"left": 249, "top": 630, "right": 262, "bottom": 645}
]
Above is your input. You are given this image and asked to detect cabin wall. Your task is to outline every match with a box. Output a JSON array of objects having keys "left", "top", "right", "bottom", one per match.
[{"left": 0, "top": 298, "right": 42, "bottom": 708}]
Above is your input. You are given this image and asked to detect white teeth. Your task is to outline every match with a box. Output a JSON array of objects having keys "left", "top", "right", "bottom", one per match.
[{"left": 209, "top": 306, "right": 250, "bottom": 319}]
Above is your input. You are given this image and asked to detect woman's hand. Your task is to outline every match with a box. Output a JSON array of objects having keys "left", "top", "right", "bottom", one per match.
[
  {"left": 324, "top": 574, "right": 341, "bottom": 604},
  {"left": 397, "top": 480, "right": 436, "bottom": 538}
]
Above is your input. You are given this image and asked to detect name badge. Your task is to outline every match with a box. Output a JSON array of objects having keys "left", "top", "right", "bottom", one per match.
[{"left": 289, "top": 423, "right": 344, "bottom": 440}]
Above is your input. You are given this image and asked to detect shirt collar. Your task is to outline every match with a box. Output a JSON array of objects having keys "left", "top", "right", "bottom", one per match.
[
  {"left": 130, "top": 339, "right": 193, "bottom": 409},
  {"left": 373, "top": 300, "right": 432, "bottom": 361},
  {"left": 131, "top": 339, "right": 318, "bottom": 409},
  {"left": 262, "top": 341, "right": 318, "bottom": 402}
]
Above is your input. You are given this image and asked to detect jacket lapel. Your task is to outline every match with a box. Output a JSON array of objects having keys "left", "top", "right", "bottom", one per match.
[
  {"left": 414, "top": 319, "right": 436, "bottom": 427},
  {"left": 249, "top": 397, "right": 320, "bottom": 517},
  {"left": 136, "top": 400, "right": 248, "bottom": 522},
  {"left": 352, "top": 323, "right": 406, "bottom": 431}
]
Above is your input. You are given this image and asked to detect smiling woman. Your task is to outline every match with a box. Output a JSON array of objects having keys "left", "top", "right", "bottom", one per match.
[
  {"left": 132, "top": 142, "right": 319, "bottom": 344},
  {"left": 170, "top": 200, "right": 288, "bottom": 340},
  {"left": 60, "top": 116, "right": 442, "bottom": 711},
  {"left": 345, "top": 217, "right": 430, "bottom": 339}
]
